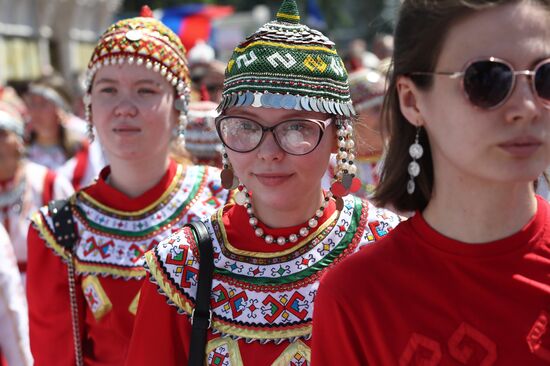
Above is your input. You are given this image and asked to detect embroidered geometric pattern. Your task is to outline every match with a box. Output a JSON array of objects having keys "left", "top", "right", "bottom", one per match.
[
  {"left": 271, "top": 340, "right": 311, "bottom": 366},
  {"left": 206, "top": 338, "right": 243, "bottom": 366},
  {"left": 146, "top": 195, "right": 402, "bottom": 342},
  {"left": 82, "top": 275, "right": 113, "bottom": 320},
  {"left": 32, "top": 165, "right": 228, "bottom": 279}
]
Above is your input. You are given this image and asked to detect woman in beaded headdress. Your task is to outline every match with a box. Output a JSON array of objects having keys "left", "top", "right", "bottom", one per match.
[
  {"left": 26, "top": 7, "right": 231, "bottom": 365},
  {"left": 126, "top": 1, "right": 401, "bottom": 365}
]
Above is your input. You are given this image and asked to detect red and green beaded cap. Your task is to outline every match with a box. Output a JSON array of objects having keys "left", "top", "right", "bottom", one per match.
[
  {"left": 84, "top": 6, "right": 191, "bottom": 112},
  {"left": 219, "top": 0, "right": 355, "bottom": 117}
]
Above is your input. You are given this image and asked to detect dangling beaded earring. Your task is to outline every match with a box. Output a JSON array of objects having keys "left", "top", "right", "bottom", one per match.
[
  {"left": 83, "top": 93, "right": 94, "bottom": 142},
  {"left": 407, "top": 127, "right": 424, "bottom": 195},
  {"left": 174, "top": 95, "right": 188, "bottom": 148},
  {"left": 220, "top": 146, "right": 239, "bottom": 190},
  {"left": 86, "top": 123, "right": 95, "bottom": 143},
  {"left": 330, "top": 118, "right": 361, "bottom": 210}
]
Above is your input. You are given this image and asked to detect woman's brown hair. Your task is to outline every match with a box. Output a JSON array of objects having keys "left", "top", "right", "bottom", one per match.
[{"left": 373, "top": 0, "right": 550, "bottom": 212}]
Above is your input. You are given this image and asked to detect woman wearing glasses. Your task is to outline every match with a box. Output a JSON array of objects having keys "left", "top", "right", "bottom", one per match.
[
  {"left": 126, "top": 1, "right": 400, "bottom": 365},
  {"left": 312, "top": 0, "right": 550, "bottom": 364}
]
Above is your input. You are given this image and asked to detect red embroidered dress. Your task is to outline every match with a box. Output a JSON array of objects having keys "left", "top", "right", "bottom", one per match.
[
  {"left": 126, "top": 195, "right": 401, "bottom": 365},
  {"left": 27, "top": 160, "right": 230, "bottom": 365}
]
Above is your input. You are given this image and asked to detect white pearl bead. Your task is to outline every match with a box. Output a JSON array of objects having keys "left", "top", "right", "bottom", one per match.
[
  {"left": 300, "top": 227, "right": 309, "bottom": 237},
  {"left": 316, "top": 209, "right": 323, "bottom": 218},
  {"left": 346, "top": 140, "right": 355, "bottom": 149},
  {"left": 348, "top": 165, "right": 357, "bottom": 174},
  {"left": 146, "top": 61, "right": 153, "bottom": 69},
  {"left": 338, "top": 151, "right": 347, "bottom": 160},
  {"left": 128, "top": 57, "right": 135, "bottom": 65},
  {"left": 348, "top": 153, "right": 355, "bottom": 161},
  {"left": 276, "top": 237, "right": 286, "bottom": 245},
  {"left": 255, "top": 228, "right": 264, "bottom": 237},
  {"left": 136, "top": 58, "right": 144, "bottom": 66},
  {"left": 153, "top": 64, "right": 160, "bottom": 72},
  {"left": 247, "top": 208, "right": 253, "bottom": 215},
  {"left": 265, "top": 235, "right": 274, "bottom": 244},
  {"left": 249, "top": 217, "right": 258, "bottom": 226},
  {"left": 338, "top": 141, "right": 346, "bottom": 148},
  {"left": 160, "top": 67, "right": 167, "bottom": 76},
  {"left": 308, "top": 218, "right": 318, "bottom": 228},
  {"left": 289, "top": 234, "right": 298, "bottom": 243}
]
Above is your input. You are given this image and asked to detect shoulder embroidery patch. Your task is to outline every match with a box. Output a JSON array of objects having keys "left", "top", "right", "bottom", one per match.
[
  {"left": 82, "top": 275, "right": 112, "bottom": 320},
  {"left": 206, "top": 337, "right": 243, "bottom": 366},
  {"left": 272, "top": 340, "right": 310, "bottom": 366}
]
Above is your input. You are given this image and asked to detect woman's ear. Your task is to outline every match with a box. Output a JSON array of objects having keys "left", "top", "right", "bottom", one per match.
[{"left": 396, "top": 76, "right": 425, "bottom": 127}]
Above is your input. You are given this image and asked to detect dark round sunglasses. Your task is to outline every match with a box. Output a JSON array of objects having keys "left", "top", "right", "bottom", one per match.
[
  {"left": 410, "top": 57, "right": 550, "bottom": 109},
  {"left": 215, "top": 116, "right": 332, "bottom": 156}
]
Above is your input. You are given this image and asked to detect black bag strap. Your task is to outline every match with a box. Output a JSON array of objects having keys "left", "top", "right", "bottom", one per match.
[
  {"left": 187, "top": 220, "right": 214, "bottom": 366},
  {"left": 47, "top": 198, "right": 84, "bottom": 366},
  {"left": 48, "top": 199, "right": 78, "bottom": 250}
]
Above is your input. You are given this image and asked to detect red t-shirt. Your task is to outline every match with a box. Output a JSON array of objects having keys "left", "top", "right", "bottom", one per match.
[{"left": 312, "top": 196, "right": 550, "bottom": 365}]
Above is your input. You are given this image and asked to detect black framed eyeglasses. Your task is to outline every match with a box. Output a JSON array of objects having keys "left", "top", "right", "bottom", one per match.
[
  {"left": 410, "top": 57, "right": 550, "bottom": 109},
  {"left": 215, "top": 116, "right": 332, "bottom": 155}
]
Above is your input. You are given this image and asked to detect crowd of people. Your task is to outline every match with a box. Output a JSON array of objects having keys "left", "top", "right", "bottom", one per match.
[{"left": 0, "top": 0, "right": 549, "bottom": 365}]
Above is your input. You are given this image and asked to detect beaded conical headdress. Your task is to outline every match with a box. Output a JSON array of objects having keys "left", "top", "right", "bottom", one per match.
[
  {"left": 218, "top": 0, "right": 355, "bottom": 117},
  {"left": 83, "top": 6, "right": 191, "bottom": 129}
]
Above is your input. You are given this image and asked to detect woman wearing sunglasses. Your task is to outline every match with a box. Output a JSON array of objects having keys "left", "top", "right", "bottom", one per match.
[
  {"left": 26, "top": 8, "right": 230, "bottom": 365},
  {"left": 125, "top": 1, "right": 400, "bottom": 365},
  {"left": 312, "top": 0, "right": 550, "bottom": 364}
]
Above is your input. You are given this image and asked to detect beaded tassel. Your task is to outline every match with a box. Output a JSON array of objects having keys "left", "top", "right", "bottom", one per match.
[{"left": 330, "top": 118, "right": 361, "bottom": 210}]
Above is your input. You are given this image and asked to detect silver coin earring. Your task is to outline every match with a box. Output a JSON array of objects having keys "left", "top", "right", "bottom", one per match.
[{"left": 407, "top": 127, "right": 424, "bottom": 195}]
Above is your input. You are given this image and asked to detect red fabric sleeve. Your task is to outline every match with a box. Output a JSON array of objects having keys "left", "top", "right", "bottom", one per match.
[
  {"left": 125, "top": 274, "right": 191, "bottom": 366},
  {"left": 311, "top": 275, "right": 368, "bottom": 366},
  {"left": 26, "top": 224, "right": 85, "bottom": 366}
]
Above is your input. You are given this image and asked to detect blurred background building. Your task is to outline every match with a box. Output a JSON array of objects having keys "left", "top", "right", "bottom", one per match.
[
  {"left": 0, "top": 0, "right": 400, "bottom": 91},
  {"left": 0, "top": 0, "right": 122, "bottom": 86}
]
